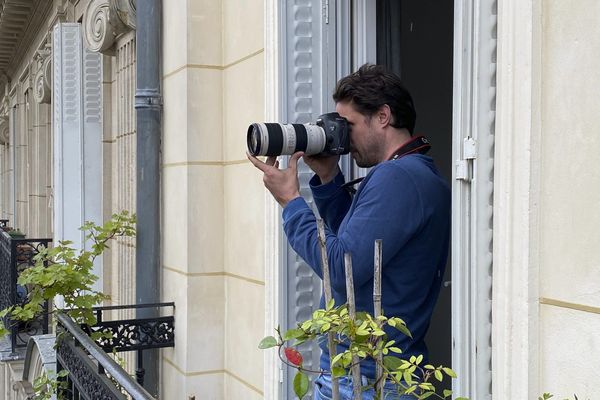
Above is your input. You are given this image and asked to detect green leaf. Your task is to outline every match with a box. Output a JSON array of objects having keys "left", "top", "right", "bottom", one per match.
[
  {"left": 434, "top": 369, "right": 443, "bottom": 382},
  {"left": 443, "top": 389, "right": 453, "bottom": 398},
  {"left": 283, "top": 329, "right": 304, "bottom": 341},
  {"left": 442, "top": 367, "right": 457, "bottom": 378},
  {"left": 258, "top": 336, "right": 278, "bottom": 349},
  {"left": 293, "top": 371, "right": 309, "bottom": 399},
  {"left": 326, "top": 299, "right": 335, "bottom": 310},
  {"left": 383, "top": 356, "right": 403, "bottom": 370},
  {"left": 332, "top": 366, "right": 346, "bottom": 378}
]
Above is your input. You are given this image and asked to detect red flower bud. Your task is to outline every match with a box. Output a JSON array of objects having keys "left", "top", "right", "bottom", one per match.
[{"left": 284, "top": 347, "right": 303, "bottom": 366}]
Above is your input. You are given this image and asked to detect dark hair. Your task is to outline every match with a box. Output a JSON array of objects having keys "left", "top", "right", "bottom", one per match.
[{"left": 332, "top": 64, "right": 416, "bottom": 134}]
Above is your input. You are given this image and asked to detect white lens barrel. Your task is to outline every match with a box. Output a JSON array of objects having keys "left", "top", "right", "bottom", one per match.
[{"left": 247, "top": 123, "right": 326, "bottom": 156}]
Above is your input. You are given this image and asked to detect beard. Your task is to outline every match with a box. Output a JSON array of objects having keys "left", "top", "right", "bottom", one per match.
[{"left": 351, "top": 150, "right": 377, "bottom": 168}]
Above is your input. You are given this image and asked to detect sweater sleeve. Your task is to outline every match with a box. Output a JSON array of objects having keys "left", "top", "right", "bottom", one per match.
[
  {"left": 282, "top": 164, "right": 424, "bottom": 292},
  {"left": 309, "top": 170, "right": 352, "bottom": 233}
]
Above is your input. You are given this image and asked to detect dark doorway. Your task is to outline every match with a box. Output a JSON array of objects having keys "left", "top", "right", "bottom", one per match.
[{"left": 376, "top": 0, "right": 454, "bottom": 391}]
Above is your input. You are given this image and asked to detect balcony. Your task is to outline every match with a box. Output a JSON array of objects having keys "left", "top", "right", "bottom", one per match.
[
  {"left": 0, "top": 224, "right": 51, "bottom": 356},
  {"left": 55, "top": 303, "right": 175, "bottom": 399},
  {"left": 0, "top": 220, "right": 175, "bottom": 398}
]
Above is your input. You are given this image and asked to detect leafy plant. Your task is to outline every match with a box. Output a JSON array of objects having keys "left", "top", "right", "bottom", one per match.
[
  {"left": 260, "top": 299, "right": 468, "bottom": 400},
  {"left": 33, "top": 370, "right": 69, "bottom": 400},
  {"left": 0, "top": 211, "right": 136, "bottom": 336},
  {"left": 0, "top": 211, "right": 136, "bottom": 399}
]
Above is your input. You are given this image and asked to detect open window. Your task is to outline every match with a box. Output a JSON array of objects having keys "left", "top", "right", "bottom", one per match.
[{"left": 271, "top": 1, "right": 496, "bottom": 398}]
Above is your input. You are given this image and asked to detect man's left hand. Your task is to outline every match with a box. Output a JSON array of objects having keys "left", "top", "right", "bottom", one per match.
[{"left": 247, "top": 151, "right": 303, "bottom": 207}]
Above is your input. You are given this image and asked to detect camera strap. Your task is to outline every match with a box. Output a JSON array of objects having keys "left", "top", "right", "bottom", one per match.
[{"left": 340, "top": 136, "right": 432, "bottom": 195}]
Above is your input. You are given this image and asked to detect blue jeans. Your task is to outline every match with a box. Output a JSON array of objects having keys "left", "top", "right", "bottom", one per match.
[{"left": 313, "top": 374, "right": 414, "bottom": 400}]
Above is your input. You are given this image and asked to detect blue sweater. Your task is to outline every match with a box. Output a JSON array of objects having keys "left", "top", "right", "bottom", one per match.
[{"left": 282, "top": 154, "right": 450, "bottom": 378}]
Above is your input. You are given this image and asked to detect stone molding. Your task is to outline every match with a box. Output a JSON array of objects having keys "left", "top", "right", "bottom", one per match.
[
  {"left": 493, "top": 0, "right": 542, "bottom": 399},
  {"left": 82, "top": 0, "right": 136, "bottom": 55}
]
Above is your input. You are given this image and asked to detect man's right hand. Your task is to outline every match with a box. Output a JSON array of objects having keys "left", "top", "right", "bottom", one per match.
[{"left": 303, "top": 154, "right": 340, "bottom": 184}]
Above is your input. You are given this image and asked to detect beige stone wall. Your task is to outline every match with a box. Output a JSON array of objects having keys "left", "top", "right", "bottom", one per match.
[
  {"left": 537, "top": 0, "right": 600, "bottom": 397},
  {"left": 161, "top": 0, "right": 266, "bottom": 398}
]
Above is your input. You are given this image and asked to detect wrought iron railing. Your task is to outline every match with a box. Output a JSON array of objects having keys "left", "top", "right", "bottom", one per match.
[
  {"left": 0, "top": 228, "right": 52, "bottom": 353},
  {"left": 56, "top": 303, "right": 175, "bottom": 399}
]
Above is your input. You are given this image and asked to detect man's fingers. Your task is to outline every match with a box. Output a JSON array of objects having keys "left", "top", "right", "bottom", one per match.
[
  {"left": 289, "top": 152, "right": 304, "bottom": 171},
  {"left": 246, "top": 151, "right": 270, "bottom": 172}
]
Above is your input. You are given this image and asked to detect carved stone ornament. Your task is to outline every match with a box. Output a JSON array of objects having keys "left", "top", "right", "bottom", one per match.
[
  {"left": 82, "top": 0, "right": 136, "bottom": 55},
  {"left": 34, "top": 57, "right": 52, "bottom": 104},
  {"left": 0, "top": 116, "right": 8, "bottom": 145},
  {"left": 0, "top": 96, "right": 9, "bottom": 144},
  {"left": 113, "top": 0, "right": 136, "bottom": 30}
]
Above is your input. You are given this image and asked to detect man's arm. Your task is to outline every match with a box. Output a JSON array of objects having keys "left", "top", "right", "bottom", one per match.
[
  {"left": 310, "top": 171, "right": 352, "bottom": 233},
  {"left": 283, "top": 163, "right": 425, "bottom": 292}
]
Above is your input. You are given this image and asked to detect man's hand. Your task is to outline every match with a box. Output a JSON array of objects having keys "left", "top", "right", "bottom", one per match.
[
  {"left": 247, "top": 151, "right": 303, "bottom": 207},
  {"left": 303, "top": 154, "right": 340, "bottom": 184}
]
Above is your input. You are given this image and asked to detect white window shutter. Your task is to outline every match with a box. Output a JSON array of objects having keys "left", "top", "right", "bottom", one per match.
[
  {"left": 451, "top": 0, "right": 497, "bottom": 398},
  {"left": 53, "top": 23, "right": 103, "bottom": 293},
  {"left": 280, "top": 0, "right": 337, "bottom": 397}
]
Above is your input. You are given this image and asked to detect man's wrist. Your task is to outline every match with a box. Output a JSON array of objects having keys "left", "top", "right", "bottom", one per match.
[
  {"left": 279, "top": 193, "right": 301, "bottom": 208},
  {"left": 317, "top": 166, "right": 340, "bottom": 185}
]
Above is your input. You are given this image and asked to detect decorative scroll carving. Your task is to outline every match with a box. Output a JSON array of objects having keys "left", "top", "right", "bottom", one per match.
[
  {"left": 82, "top": 0, "right": 136, "bottom": 55},
  {"left": 34, "top": 56, "right": 52, "bottom": 104},
  {"left": 114, "top": 0, "right": 136, "bottom": 30},
  {"left": 0, "top": 115, "right": 8, "bottom": 145}
]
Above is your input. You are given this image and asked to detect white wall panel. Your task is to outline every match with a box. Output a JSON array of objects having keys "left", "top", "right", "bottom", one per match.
[{"left": 53, "top": 23, "right": 103, "bottom": 292}]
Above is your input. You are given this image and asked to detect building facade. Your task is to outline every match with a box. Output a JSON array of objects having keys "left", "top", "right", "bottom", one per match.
[{"left": 0, "top": 0, "right": 598, "bottom": 399}]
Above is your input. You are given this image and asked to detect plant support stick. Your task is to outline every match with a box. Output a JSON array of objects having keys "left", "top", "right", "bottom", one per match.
[
  {"left": 317, "top": 219, "right": 340, "bottom": 400},
  {"left": 374, "top": 239, "right": 384, "bottom": 397},
  {"left": 344, "top": 253, "right": 362, "bottom": 400}
]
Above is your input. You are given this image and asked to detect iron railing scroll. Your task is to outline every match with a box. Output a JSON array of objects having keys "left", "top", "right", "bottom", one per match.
[
  {"left": 56, "top": 303, "right": 175, "bottom": 399},
  {"left": 0, "top": 227, "right": 52, "bottom": 353}
]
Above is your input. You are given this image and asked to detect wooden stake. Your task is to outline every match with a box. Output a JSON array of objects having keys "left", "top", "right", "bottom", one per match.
[
  {"left": 344, "top": 253, "right": 362, "bottom": 400},
  {"left": 373, "top": 239, "right": 384, "bottom": 397},
  {"left": 317, "top": 219, "right": 340, "bottom": 400}
]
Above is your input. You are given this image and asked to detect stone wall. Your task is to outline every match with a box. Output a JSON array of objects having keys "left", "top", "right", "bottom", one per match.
[
  {"left": 537, "top": 0, "right": 600, "bottom": 396},
  {"left": 161, "top": 0, "right": 266, "bottom": 398}
]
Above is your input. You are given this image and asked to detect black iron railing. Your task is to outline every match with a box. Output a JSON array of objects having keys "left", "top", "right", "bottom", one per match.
[
  {"left": 56, "top": 303, "right": 175, "bottom": 399},
  {"left": 0, "top": 229, "right": 52, "bottom": 353}
]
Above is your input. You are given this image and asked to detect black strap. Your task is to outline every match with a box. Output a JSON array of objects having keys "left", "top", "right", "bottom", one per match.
[{"left": 340, "top": 136, "right": 431, "bottom": 194}]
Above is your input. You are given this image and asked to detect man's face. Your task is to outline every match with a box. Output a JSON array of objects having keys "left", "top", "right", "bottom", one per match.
[{"left": 335, "top": 101, "right": 383, "bottom": 168}]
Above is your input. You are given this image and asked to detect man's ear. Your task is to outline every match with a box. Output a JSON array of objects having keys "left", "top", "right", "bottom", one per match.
[{"left": 377, "top": 104, "right": 392, "bottom": 127}]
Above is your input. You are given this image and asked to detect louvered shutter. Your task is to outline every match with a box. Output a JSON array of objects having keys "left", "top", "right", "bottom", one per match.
[
  {"left": 53, "top": 23, "right": 103, "bottom": 292},
  {"left": 451, "top": 0, "right": 497, "bottom": 398},
  {"left": 280, "top": 0, "right": 338, "bottom": 398}
]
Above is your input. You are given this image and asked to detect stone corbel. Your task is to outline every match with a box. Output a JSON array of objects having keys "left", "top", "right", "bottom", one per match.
[
  {"left": 82, "top": 0, "right": 136, "bottom": 55},
  {"left": 34, "top": 44, "right": 52, "bottom": 104},
  {"left": 0, "top": 99, "right": 9, "bottom": 144}
]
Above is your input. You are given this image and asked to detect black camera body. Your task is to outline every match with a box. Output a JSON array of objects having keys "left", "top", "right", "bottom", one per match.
[{"left": 247, "top": 112, "right": 350, "bottom": 157}]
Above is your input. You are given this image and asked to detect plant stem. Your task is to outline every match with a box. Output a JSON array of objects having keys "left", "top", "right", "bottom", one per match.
[
  {"left": 316, "top": 219, "right": 340, "bottom": 400},
  {"left": 373, "top": 239, "right": 384, "bottom": 396},
  {"left": 344, "top": 253, "right": 362, "bottom": 400}
]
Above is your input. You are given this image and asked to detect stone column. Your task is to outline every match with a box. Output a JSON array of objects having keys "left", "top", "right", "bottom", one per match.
[
  {"left": 82, "top": 0, "right": 137, "bottom": 372},
  {"left": 31, "top": 43, "right": 53, "bottom": 238}
]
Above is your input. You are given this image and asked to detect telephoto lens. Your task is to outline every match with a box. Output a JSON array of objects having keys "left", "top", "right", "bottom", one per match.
[{"left": 247, "top": 112, "right": 350, "bottom": 157}]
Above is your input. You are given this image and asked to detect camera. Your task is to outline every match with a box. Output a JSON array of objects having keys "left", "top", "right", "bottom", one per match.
[{"left": 247, "top": 112, "right": 350, "bottom": 157}]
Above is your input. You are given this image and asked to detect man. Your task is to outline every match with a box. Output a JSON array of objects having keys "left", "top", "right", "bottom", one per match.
[{"left": 248, "top": 64, "right": 450, "bottom": 399}]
